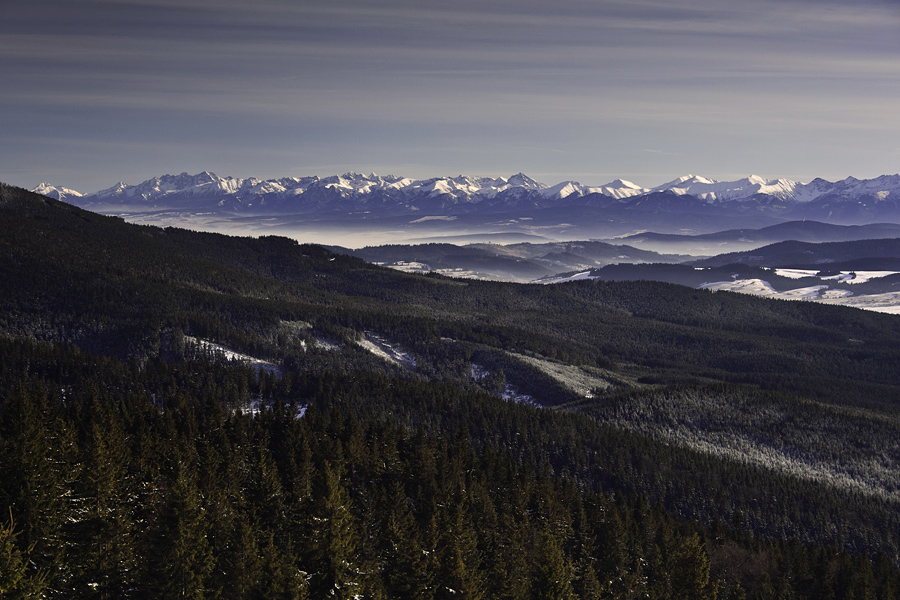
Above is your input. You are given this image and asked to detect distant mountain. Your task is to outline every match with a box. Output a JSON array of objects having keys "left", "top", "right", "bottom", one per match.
[
  {"left": 692, "top": 238, "right": 900, "bottom": 268},
  {"left": 35, "top": 171, "right": 900, "bottom": 241},
  {"left": 333, "top": 240, "right": 688, "bottom": 282},
  {"left": 611, "top": 221, "right": 900, "bottom": 255},
  {"left": 31, "top": 182, "right": 83, "bottom": 201},
  {"left": 39, "top": 171, "right": 900, "bottom": 214}
]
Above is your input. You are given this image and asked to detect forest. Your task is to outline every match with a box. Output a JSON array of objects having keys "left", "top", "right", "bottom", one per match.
[{"left": 2, "top": 182, "right": 900, "bottom": 599}]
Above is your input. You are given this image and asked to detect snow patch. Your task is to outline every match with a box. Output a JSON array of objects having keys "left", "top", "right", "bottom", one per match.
[
  {"left": 355, "top": 333, "right": 416, "bottom": 368},
  {"left": 700, "top": 279, "right": 828, "bottom": 301},
  {"left": 184, "top": 336, "right": 281, "bottom": 376},
  {"left": 511, "top": 352, "right": 614, "bottom": 398},
  {"left": 776, "top": 269, "right": 900, "bottom": 284},
  {"left": 540, "top": 271, "right": 594, "bottom": 284},
  {"left": 500, "top": 384, "right": 536, "bottom": 405}
]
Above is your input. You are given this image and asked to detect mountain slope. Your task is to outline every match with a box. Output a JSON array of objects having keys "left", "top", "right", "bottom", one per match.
[{"left": 4, "top": 181, "right": 900, "bottom": 572}]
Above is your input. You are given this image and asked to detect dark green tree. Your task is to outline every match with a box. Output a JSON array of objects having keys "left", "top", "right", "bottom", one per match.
[
  {"left": 148, "top": 463, "right": 215, "bottom": 600},
  {"left": 309, "top": 461, "right": 360, "bottom": 600},
  {"left": 532, "top": 528, "right": 576, "bottom": 600}
]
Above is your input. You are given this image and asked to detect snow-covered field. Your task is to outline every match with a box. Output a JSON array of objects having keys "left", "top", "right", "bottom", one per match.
[
  {"left": 540, "top": 271, "right": 595, "bottom": 284},
  {"left": 701, "top": 279, "right": 900, "bottom": 314},
  {"left": 818, "top": 291, "right": 900, "bottom": 315},
  {"left": 775, "top": 269, "right": 900, "bottom": 283}
]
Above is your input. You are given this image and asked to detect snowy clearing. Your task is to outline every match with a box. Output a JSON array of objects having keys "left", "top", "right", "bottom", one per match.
[
  {"left": 184, "top": 336, "right": 281, "bottom": 376},
  {"left": 702, "top": 279, "right": 836, "bottom": 301},
  {"left": 702, "top": 279, "right": 900, "bottom": 313},
  {"left": 510, "top": 352, "right": 620, "bottom": 398},
  {"left": 384, "top": 261, "right": 431, "bottom": 273},
  {"left": 355, "top": 333, "right": 416, "bottom": 367},
  {"left": 775, "top": 269, "right": 900, "bottom": 283},
  {"left": 774, "top": 269, "right": 819, "bottom": 279},
  {"left": 819, "top": 292, "right": 900, "bottom": 315},
  {"left": 500, "top": 384, "right": 537, "bottom": 405},
  {"left": 540, "top": 271, "right": 594, "bottom": 284}
]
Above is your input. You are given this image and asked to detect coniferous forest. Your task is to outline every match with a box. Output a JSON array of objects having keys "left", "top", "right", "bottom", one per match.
[{"left": 2, "top": 182, "right": 900, "bottom": 598}]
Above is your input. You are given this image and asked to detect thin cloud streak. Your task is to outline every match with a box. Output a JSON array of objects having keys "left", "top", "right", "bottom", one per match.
[{"left": 1, "top": 0, "right": 898, "bottom": 192}]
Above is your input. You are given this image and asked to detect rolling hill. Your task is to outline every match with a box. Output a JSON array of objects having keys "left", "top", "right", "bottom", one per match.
[{"left": 3, "top": 182, "right": 900, "bottom": 598}]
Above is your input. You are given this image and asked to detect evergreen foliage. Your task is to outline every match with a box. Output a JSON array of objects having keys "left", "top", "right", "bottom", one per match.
[
  {"left": 1, "top": 343, "right": 896, "bottom": 598},
  {"left": 2, "top": 183, "right": 900, "bottom": 598}
]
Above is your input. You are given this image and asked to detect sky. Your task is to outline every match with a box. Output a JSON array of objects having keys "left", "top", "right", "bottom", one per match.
[{"left": 2, "top": 0, "right": 899, "bottom": 194}]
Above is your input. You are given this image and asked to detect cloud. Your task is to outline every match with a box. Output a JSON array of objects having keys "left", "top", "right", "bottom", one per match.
[{"left": 3, "top": 0, "right": 900, "bottom": 192}]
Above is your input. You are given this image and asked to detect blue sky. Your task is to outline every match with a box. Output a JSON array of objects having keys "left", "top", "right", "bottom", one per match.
[{"left": 2, "top": 0, "right": 899, "bottom": 193}]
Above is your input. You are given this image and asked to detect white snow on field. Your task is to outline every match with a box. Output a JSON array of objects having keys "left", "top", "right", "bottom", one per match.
[
  {"left": 434, "top": 268, "right": 484, "bottom": 279},
  {"left": 702, "top": 278, "right": 900, "bottom": 313},
  {"left": 775, "top": 269, "right": 900, "bottom": 283},
  {"left": 701, "top": 279, "right": 779, "bottom": 296},
  {"left": 819, "top": 289, "right": 855, "bottom": 299},
  {"left": 701, "top": 279, "right": 830, "bottom": 301},
  {"left": 835, "top": 271, "right": 900, "bottom": 284},
  {"left": 386, "top": 261, "right": 431, "bottom": 273},
  {"left": 775, "top": 269, "right": 819, "bottom": 279},
  {"left": 819, "top": 292, "right": 900, "bottom": 314},
  {"left": 184, "top": 336, "right": 281, "bottom": 376},
  {"left": 778, "top": 285, "right": 832, "bottom": 300},
  {"left": 355, "top": 333, "right": 416, "bottom": 367},
  {"left": 540, "top": 271, "right": 594, "bottom": 284}
]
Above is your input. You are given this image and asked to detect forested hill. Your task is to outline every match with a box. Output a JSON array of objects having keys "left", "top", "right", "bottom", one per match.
[{"left": 3, "top": 182, "right": 900, "bottom": 599}]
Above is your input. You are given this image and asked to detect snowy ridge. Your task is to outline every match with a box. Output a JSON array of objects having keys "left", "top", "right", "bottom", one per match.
[
  {"left": 651, "top": 174, "right": 799, "bottom": 202},
  {"left": 31, "top": 182, "right": 83, "bottom": 201},
  {"left": 33, "top": 171, "right": 900, "bottom": 216}
]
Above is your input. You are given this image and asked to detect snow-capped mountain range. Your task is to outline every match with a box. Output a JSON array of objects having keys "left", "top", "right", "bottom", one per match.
[{"left": 32, "top": 171, "right": 900, "bottom": 227}]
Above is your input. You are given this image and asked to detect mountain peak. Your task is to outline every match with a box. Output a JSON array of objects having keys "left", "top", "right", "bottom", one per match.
[
  {"left": 32, "top": 171, "right": 900, "bottom": 224},
  {"left": 31, "top": 183, "right": 83, "bottom": 201},
  {"left": 506, "top": 172, "right": 545, "bottom": 190}
]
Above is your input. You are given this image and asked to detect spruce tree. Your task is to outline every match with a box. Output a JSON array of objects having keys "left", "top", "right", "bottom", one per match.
[
  {"left": 670, "top": 533, "right": 716, "bottom": 600},
  {"left": 149, "top": 463, "right": 215, "bottom": 600},
  {"left": 532, "top": 528, "right": 576, "bottom": 600},
  {"left": 310, "top": 461, "right": 360, "bottom": 600},
  {"left": 381, "top": 482, "right": 433, "bottom": 600}
]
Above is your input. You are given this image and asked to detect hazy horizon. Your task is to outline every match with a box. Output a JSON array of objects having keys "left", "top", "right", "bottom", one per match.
[{"left": 3, "top": 0, "right": 899, "bottom": 193}]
